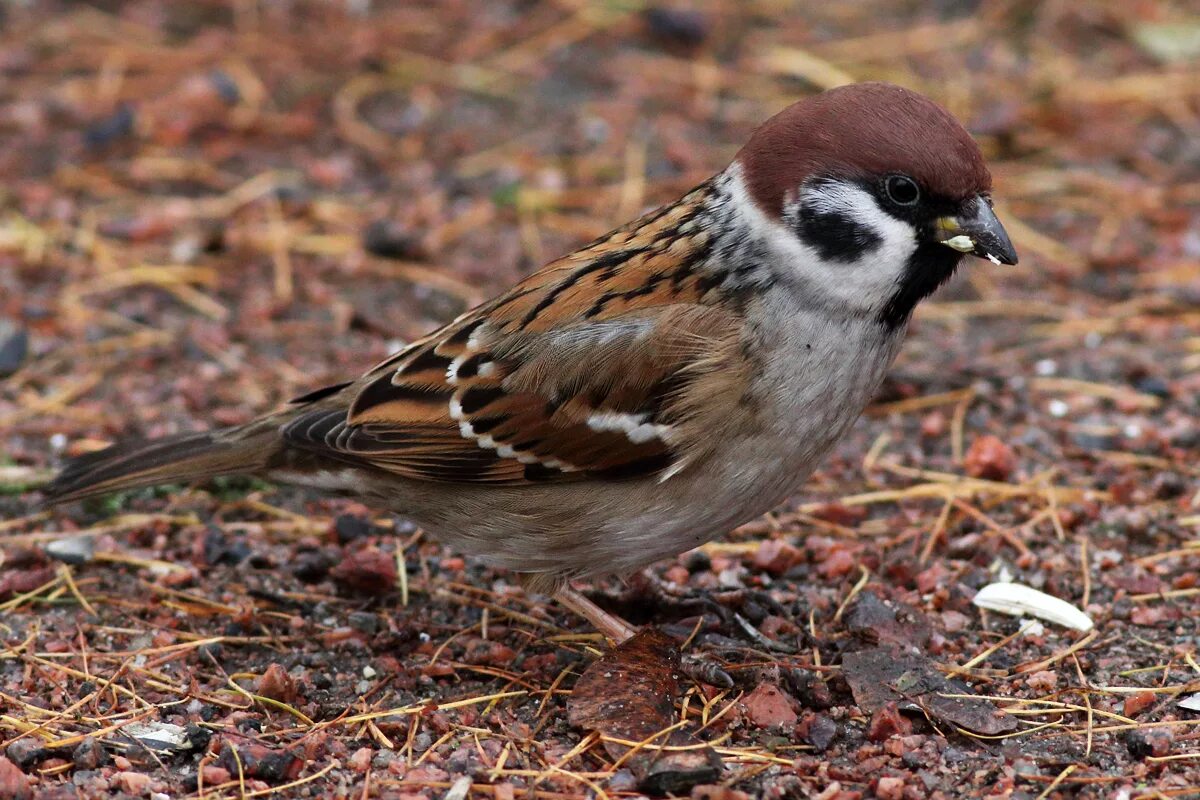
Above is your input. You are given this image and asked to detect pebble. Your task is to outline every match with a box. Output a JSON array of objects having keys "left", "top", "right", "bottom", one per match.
[
  {"left": 1126, "top": 727, "right": 1173, "bottom": 758},
  {"left": 114, "top": 771, "right": 152, "bottom": 795},
  {"left": 964, "top": 435, "right": 1017, "bottom": 481},
  {"left": 348, "top": 746, "right": 373, "bottom": 773},
  {"left": 0, "top": 756, "right": 31, "bottom": 800},
  {"left": 1123, "top": 690, "right": 1157, "bottom": 717},
  {"left": 753, "top": 540, "right": 803, "bottom": 575},
  {"left": 362, "top": 220, "right": 427, "bottom": 261},
  {"left": 71, "top": 739, "right": 106, "bottom": 771},
  {"left": 740, "top": 683, "right": 798, "bottom": 729},
  {"left": 875, "top": 776, "right": 905, "bottom": 800},
  {"left": 4, "top": 739, "right": 43, "bottom": 770},
  {"left": 642, "top": 7, "right": 710, "bottom": 48},
  {"left": 0, "top": 322, "right": 28, "bottom": 377},
  {"left": 200, "top": 765, "right": 231, "bottom": 786},
  {"left": 330, "top": 546, "right": 398, "bottom": 595}
]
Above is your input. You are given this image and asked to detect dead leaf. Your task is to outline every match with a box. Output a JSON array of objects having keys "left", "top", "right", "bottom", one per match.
[
  {"left": 842, "top": 646, "right": 1016, "bottom": 736},
  {"left": 568, "top": 629, "right": 722, "bottom": 794}
]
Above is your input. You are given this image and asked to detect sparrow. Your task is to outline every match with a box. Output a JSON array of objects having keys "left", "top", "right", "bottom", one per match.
[{"left": 46, "top": 82, "right": 1017, "bottom": 642}]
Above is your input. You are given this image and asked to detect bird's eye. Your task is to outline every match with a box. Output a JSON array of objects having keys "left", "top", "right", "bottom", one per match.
[{"left": 884, "top": 175, "right": 920, "bottom": 206}]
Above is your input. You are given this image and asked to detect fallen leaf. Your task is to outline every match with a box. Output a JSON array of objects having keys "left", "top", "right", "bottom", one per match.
[
  {"left": 842, "top": 646, "right": 1016, "bottom": 736},
  {"left": 568, "top": 629, "right": 722, "bottom": 794}
]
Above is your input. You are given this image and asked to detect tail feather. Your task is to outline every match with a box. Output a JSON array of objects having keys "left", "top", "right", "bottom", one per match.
[{"left": 43, "top": 425, "right": 282, "bottom": 505}]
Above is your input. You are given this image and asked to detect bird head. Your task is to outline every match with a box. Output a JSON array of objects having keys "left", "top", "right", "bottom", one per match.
[{"left": 733, "top": 82, "right": 1017, "bottom": 327}]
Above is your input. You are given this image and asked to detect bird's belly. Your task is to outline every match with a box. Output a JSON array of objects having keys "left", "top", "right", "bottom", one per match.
[
  {"left": 368, "top": 319, "right": 901, "bottom": 581},
  {"left": 393, "top": 389, "right": 871, "bottom": 580}
]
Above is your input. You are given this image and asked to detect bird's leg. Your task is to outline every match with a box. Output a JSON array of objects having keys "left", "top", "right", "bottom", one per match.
[
  {"left": 553, "top": 583, "right": 639, "bottom": 643},
  {"left": 553, "top": 582, "right": 734, "bottom": 688}
]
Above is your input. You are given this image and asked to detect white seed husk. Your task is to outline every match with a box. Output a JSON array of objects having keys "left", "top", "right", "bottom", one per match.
[{"left": 972, "top": 582, "right": 1094, "bottom": 631}]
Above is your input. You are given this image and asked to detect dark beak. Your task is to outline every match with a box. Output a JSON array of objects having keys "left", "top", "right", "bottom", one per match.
[{"left": 934, "top": 196, "right": 1019, "bottom": 266}]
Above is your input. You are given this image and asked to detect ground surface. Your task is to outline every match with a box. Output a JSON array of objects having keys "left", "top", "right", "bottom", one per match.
[{"left": 2, "top": 1, "right": 1200, "bottom": 798}]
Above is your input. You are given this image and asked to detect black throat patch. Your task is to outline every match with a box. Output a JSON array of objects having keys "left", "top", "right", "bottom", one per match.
[{"left": 878, "top": 242, "right": 963, "bottom": 329}]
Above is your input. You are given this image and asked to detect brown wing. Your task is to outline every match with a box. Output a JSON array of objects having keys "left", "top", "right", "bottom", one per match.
[{"left": 281, "top": 184, "right": 752, "bottom": 484}]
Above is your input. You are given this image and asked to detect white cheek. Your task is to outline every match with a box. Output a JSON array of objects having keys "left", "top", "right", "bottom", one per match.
[
  {"left": 724, "top": 168, "right": 919, "bottom": 315},
  {"left": 796, "top": 184, "right": 918, "bottom": 307}
]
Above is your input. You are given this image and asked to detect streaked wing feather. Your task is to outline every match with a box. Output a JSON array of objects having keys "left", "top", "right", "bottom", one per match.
[{"left": 283, "top": 182, "right": 747, "bottom": 485}]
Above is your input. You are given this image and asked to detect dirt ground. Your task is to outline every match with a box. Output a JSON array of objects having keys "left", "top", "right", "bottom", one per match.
[{"left": 2, "top": 1, "right": 1200, "bottom": 798}]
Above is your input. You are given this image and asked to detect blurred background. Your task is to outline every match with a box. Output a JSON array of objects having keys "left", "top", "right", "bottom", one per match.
[
  {"left": 1, "top": 0, "right": 1197, "bottom": 448},
  {"left": 2, "top": 1, "right": 1200, "bottom": 797}
]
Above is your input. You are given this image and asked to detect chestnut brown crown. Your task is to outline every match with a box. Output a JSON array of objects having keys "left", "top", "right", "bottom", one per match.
[{"left": 735, "top": 82, "right": 992, "bottom": 217}]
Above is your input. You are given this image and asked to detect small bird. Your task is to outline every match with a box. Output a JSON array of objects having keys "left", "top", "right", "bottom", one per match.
[{"left": 46, "top": 83, "right": 1016, "bottom": 642}]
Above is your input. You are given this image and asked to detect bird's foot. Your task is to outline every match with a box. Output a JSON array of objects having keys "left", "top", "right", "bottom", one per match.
[{"left": 552, "top": 583, "right": 734, "bottom": 687}]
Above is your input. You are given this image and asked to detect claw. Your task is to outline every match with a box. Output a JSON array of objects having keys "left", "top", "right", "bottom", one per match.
[{"left": 679, "top": 653, "right": 734, "bottom": 689}]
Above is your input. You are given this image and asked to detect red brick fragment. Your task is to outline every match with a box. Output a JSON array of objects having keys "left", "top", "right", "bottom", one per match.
[
  {"left": 330, "top": 546, "right": 397, "bottom": 595},
  {"left": 964, "top": 435, "right": 1016, "bottom": 481},
  {"left": 741, "top": 683, "right": 798, "bottom": 729},
  {"left": 753, "top": 539, "right": 802, "bottom": 575},
  {"left": 866, "top": 702, "right": 913, "bottom": 742},
  {"left": 0, "top": 757, "right": 31, "bottom": 800}
]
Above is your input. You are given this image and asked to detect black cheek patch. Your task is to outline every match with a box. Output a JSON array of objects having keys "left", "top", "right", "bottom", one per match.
[{"left": 795, "top": 207, "right": 883, "bottom": 262}]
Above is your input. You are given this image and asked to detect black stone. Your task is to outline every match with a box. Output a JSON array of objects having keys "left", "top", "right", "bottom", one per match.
[
  {"left": 362, "top": 219, "right": 426, "bottom": 260},
  {"left": 0, "top": 322, "right": 28, "bottom": 377},
  {"left": 643, "top": 7, "right": 710, "bottom": 48},
  {"left": 334, "top": 513, "right": 374, "bottom": 544}
]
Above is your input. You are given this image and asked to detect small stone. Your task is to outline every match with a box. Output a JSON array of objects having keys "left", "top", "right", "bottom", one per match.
[
  {"left": 125, "top": 721, "right": 192, "bottom": 753},
  {"left": 753, "top": 540, "right": 802, "bottom": 575},
  {"left": 330, "top": 546, "right": 397, "bottom": 595},
  {"left": 291, "top": 549, "right": 335, "bottom": 583},
  {"left": 1126, "top": 727, "right": 1173, "bottom": 758},
  {"left": 607, "top": 771, "right": 638, "bottom": 792},
  {"left": 200, "top": 765, "right": 231, "bottom": 786},
  {"left": 114, "top": 771, "right": 152, "bottom": 795},
  {"left": 875, "top": 776, "right": 905, "bottom": 800},
  {"left": 349, "top": 747, "right": 373, "bottom": 773},
  {"left": 1025, "top": 670, "right": 1058, "bottom": 693},
  {"left": 217, "top": 740, "right": 303, "bottom": 784},
  {"left": 347, "top": 610, "right": 380, "bottom": 634},
  {"left": 463, "top": 639, "right": 517, "bottom": 667},
  {"left": 0, "top": 756, "right": 31, "bottom": 800},
  {"left": 817, "top": 547, "right": 856, "bottom": 579},
  {"left": 71, "top": 739, "right": 106, "bottom": 771},
  {"left": 362, "top": 220, "right": 427, "bottom": 261},
  {"left": 334, "top": 514, "right": 374, "bottom": 545},
  {"left": 1131, "top": 605, "right": 1179, "bottom": 626},
  {"left": 255, "top": 663, "right": 296, "bottom": 703},
  {"left": 740, "top": 683, "right": 798, "bottom": 729},
  {"left": 964, "top": 435, "right": 1017, "bottom": 481},
  {"left": 4, "top": 739, "right": 43, "bottom": 770},
  {"left": 44, "top": 535, "right": 95, "bottom": 566},
  {"left": 0, "top": 322, "right": 29, "bottom": 377},
  {"left": 1123, "top": 690, "right": 1157, "bottom": 717},
  {"left": 867, "top": 703, "right": 913, "bottom": 742},
  {"left": 800, "top": 714, "right": 838, "bottom": 751}
]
